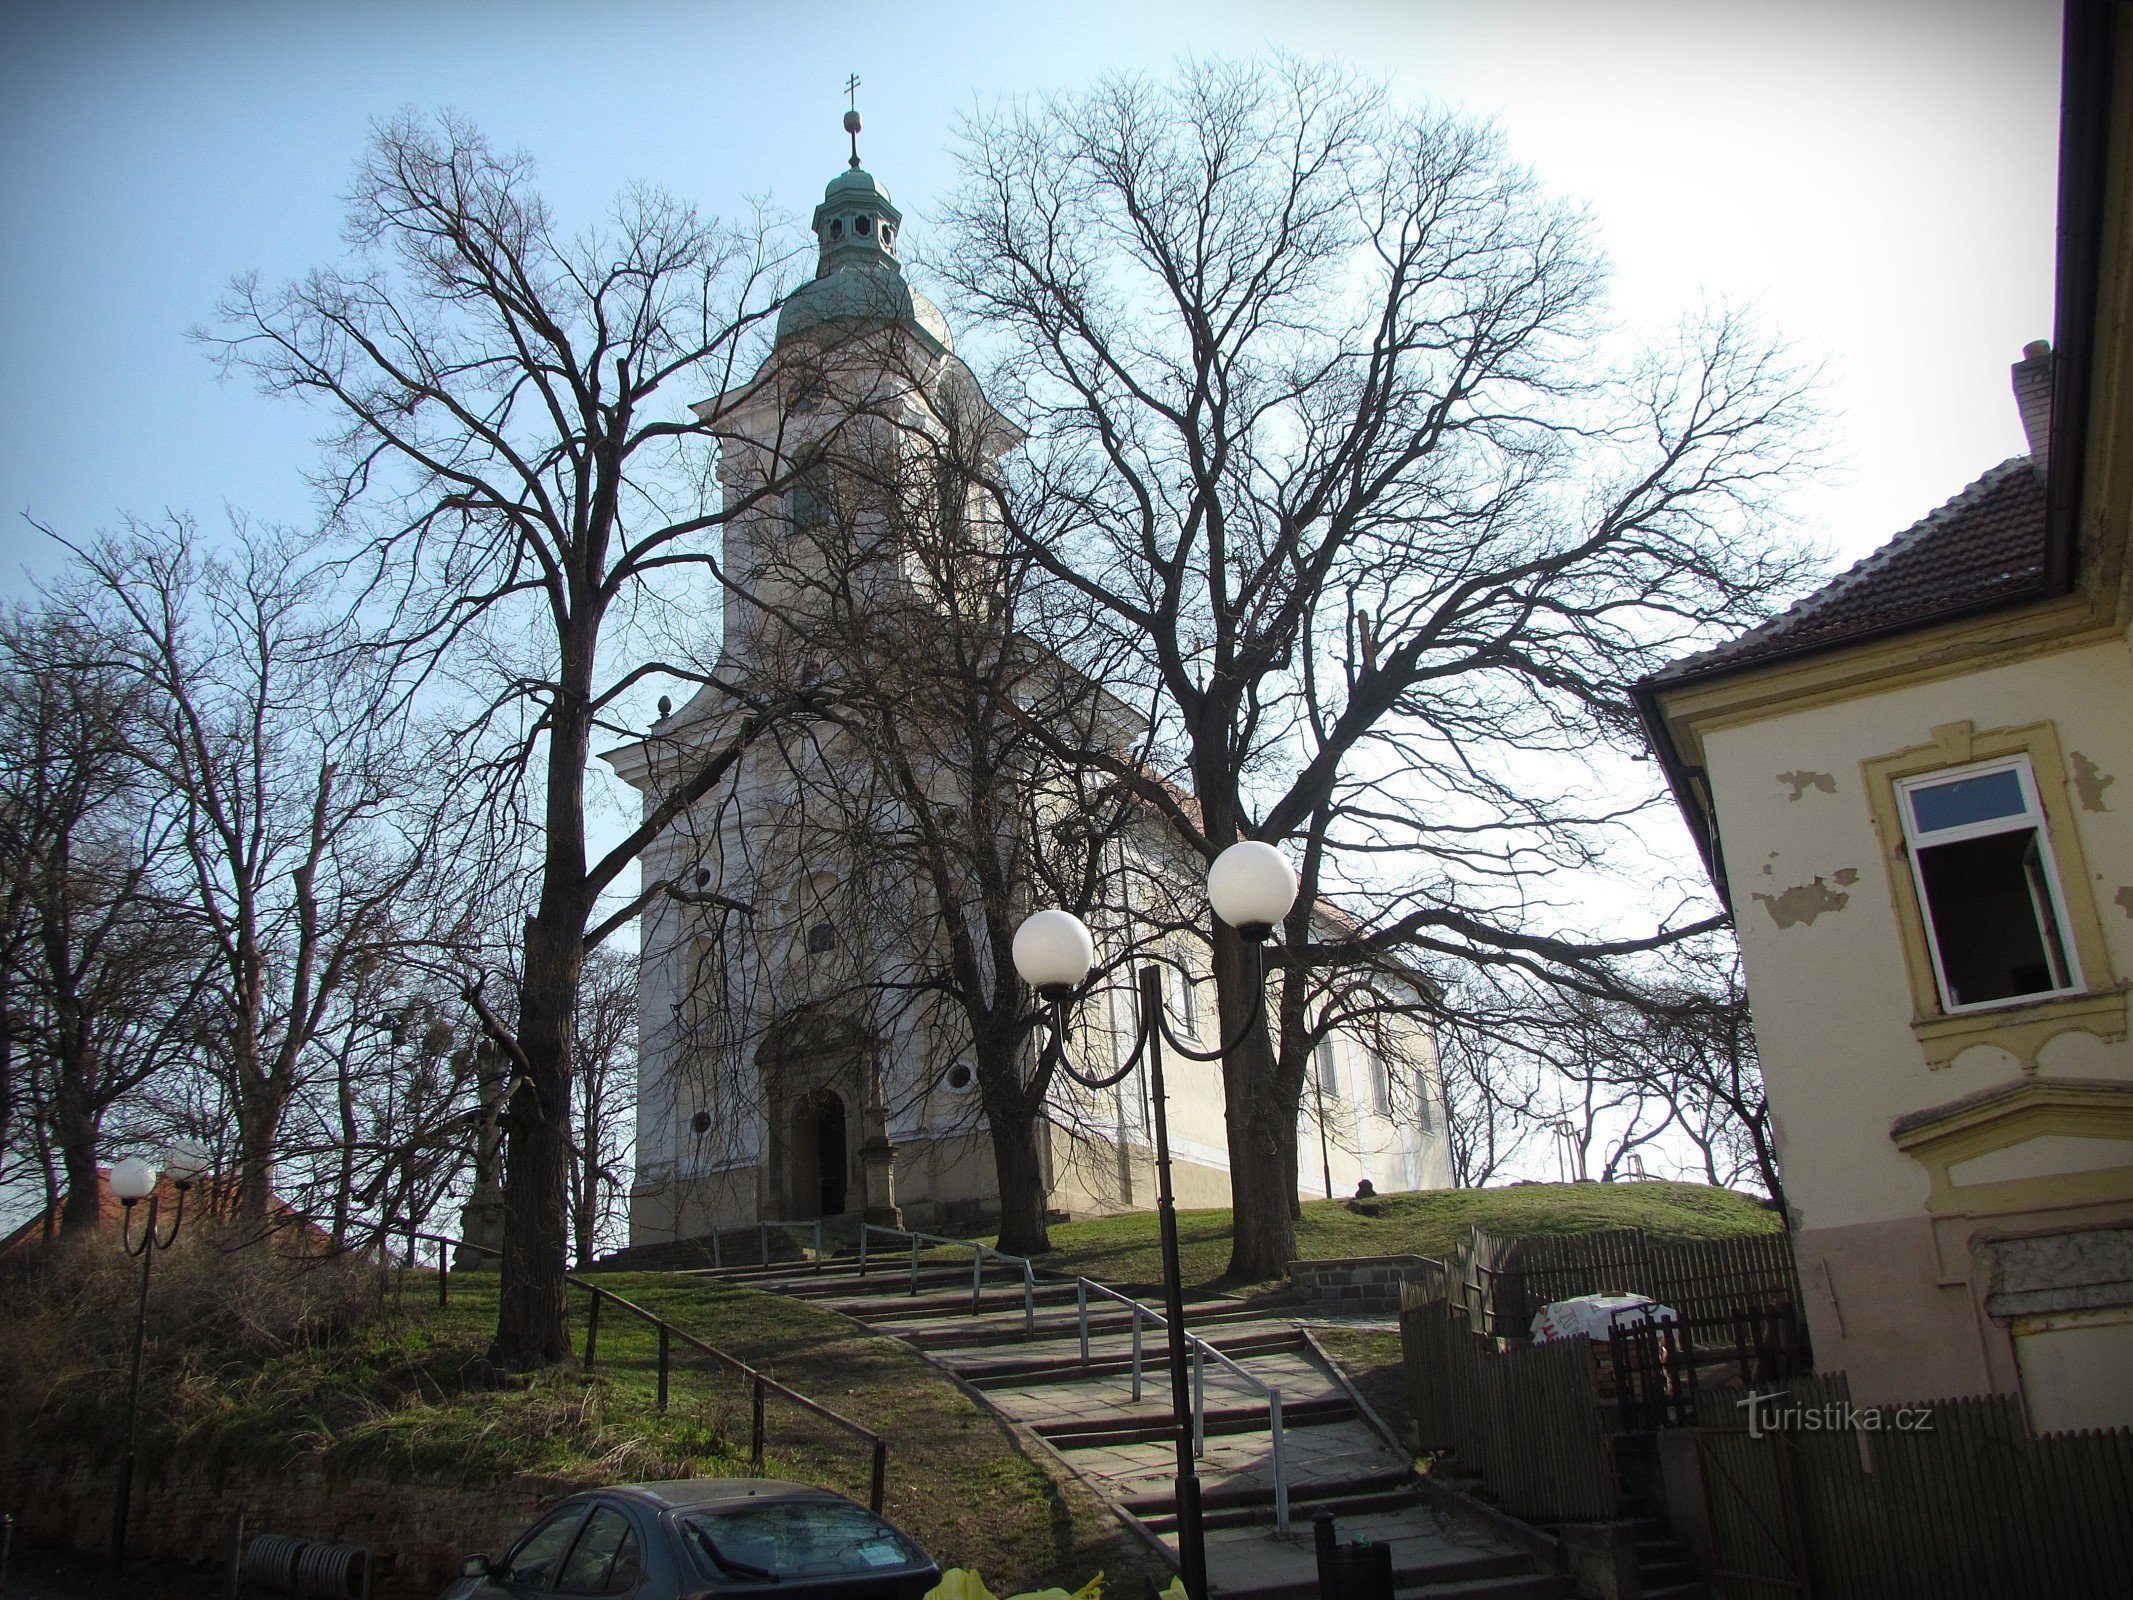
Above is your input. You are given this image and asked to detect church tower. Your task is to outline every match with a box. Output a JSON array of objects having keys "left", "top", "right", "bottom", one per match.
[{"left": 614, "top": 115, "right": 1023, "bottom": 1246}]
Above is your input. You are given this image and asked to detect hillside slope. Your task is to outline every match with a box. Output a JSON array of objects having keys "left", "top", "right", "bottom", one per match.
[{"left": 1015, "top": 1179, "right": 1780, "bottom": 1291}]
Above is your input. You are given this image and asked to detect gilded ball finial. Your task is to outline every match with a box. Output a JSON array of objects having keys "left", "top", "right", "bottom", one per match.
[{"left": 843, "top": 109, "right": 862, "bottom": 135}]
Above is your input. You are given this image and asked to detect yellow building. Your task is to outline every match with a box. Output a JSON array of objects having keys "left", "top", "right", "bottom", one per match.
[{"left": 1635, "top": 18, "right": 2131, "bottom": 1431}]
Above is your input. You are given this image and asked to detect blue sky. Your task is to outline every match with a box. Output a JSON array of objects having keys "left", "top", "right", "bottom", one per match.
[{"left": 0, "top": 1, "right": 2061, "bottom": 595}]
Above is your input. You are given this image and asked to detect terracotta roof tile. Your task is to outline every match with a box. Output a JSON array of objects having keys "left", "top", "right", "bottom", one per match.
[{"left": 1647, "top": 457, "right": 2049, "bottom": 684}]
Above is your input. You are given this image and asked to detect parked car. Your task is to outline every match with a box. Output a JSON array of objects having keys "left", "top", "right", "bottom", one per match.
[{"left": 442, "top": 1479, "right": 940, "bottom": 1599}]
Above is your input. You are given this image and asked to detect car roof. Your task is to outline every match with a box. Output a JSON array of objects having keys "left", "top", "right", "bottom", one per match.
[{"left": 604, "top": 1478, "right": 850, "bottom": 1512}]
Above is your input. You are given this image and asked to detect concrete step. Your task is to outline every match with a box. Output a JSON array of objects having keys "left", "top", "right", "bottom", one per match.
[
  {"left": 1038, "top": 1394, "right": 1356, "bottom": 1450},
  {"left": 890, "top": 1301, "right": 1280, "bottom": 1351},
  {"left": 1189, "top": 1484, "right": 1422, "bottom": 1531},
  {"left": 957, "top": 1326, "right": 1308, "bottom": 1383},
  {"left": 1124, "top": 1462, "right": 1418, "bottom": 1521}
]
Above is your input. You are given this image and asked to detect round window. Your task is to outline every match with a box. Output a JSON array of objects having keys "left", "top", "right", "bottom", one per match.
[
  {"left": 855, "top": 215, "right": 872, "bottom": 235},
  {"left": 690, "top": 1109, "right": 712, "bottom": 1135},
  {"left": 946, "top": 1063, "right": 973, "bottom": 1091}
]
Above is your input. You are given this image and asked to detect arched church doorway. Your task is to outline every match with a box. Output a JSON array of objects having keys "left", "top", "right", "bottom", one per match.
[{"left": 789, "top": 1089, "right": 849, "bottom": 1218}]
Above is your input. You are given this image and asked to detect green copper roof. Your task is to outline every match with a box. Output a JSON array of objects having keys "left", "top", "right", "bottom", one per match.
[{"left": 777, "top": 163, "right": 950, "bottom": 356}]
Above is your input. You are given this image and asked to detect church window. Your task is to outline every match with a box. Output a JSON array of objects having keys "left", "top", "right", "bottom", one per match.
[
  {"left": 1415, "top": 1068, "right": 1435, "bottom": 1133},
  {"left": 1895, "top": 755, "right": 2080, "bottom": 1010},
  {"left": 690, "top": 1109, "right": 712, "bottom": 1135},
  {"left": 1314, "top": 1035, "right": 1340, "bottom": 1097},
  {"left": 791, "top": 468, "right": 829, "bottom": 531},
  {"left": 1368, "top": 1047, "right": 1392, "bottom": 1115},
  {"left": 807, "top": 920, "right": 838, "bottom": 955},
  {"left": 830, "top": 219, "right": 844, "bottom": 240},
  {"left": 1164, "top": 948, "right": 1200, "bottom": 1041},
  {"left": 855, "top": 215, "right": 872, "bottom": 235},
  {"left": 880, "top": 225, "right": 893, "bottom": 246},
  {"left": 946, "top": 1063, "right": 973, "bottom": 1090}
]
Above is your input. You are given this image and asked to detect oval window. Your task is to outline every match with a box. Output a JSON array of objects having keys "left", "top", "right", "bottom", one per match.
[{"left": 855, "top": 215, "right": 872, "bottom": 235}]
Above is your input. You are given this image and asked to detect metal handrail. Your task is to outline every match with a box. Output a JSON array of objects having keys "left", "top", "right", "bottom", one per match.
[
  {"left": 388, "top": 1225, "right": 886, "bottom": 1513},
  {"left": 857, "top": 1223, "right": 1038, "bottom": 1334},
  {"left": 759, "top": 1218, "right": 825, "bottom": 1272},
  {"left": 855, "top": 1224, "right": 1287, "bottom": 1533}
]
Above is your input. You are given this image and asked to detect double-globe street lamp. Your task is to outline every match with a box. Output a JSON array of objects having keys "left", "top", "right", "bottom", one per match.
[
  {"left": 107, "top": 1137, "right": 212, "bottom": 1574},
  {"left": 1012, "top": 840, "right": 1299, "bottom": 1600}
]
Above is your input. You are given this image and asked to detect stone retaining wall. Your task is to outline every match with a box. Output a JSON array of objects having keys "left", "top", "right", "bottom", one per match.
[
  {"left": 0, "top": 1449, "right": 564, "bottom": 1598},
  {"left": 1288, "top": 1254, "right": 1428, "bottom": 1312}
]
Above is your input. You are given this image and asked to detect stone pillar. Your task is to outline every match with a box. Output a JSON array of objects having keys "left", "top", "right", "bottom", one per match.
[{"left": 859, "top": 1046, "right": 902, "bottom": 1226}]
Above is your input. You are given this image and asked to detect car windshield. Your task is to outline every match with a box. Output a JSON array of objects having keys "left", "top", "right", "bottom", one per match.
[{"left": 681, "top": 1500, "right": 921, "bottom": 1578}]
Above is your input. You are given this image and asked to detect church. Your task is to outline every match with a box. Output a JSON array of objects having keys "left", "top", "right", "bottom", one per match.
[{"left": 607, "top": 129, "right": 1452, "bottom": 1250}]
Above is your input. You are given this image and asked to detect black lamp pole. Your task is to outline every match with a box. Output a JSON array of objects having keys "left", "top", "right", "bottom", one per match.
[
  {"left": 1040, "top": 940, "right": 1276, "bottom": 1600},
  {"left": 1137, "top": 961, "right": 1209, "bottom": 1598},
  {"left": 112, "top": 1180, "right": 189, "bottom": 1574}
]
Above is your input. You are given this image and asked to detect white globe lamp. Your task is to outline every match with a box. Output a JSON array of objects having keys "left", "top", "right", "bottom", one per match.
[
  {"left": 1206, "top": 841, "right": 1298, "bottom": 939},
  {"left": 163, "top": 1138, "right": 212, "bottom": 1190},
  {"left": 109, "top": 1156, "right": 157, "bottom": 1204},
  {"left": 1013, "top": 909, "right": 1097, "bottom": 998}
]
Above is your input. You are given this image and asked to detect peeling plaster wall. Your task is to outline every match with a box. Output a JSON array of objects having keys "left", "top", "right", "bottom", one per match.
[{"left": 1702, "top": 637, "right": 2133, "bottom": 1237}]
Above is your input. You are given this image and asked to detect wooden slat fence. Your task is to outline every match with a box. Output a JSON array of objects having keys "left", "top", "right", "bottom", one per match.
[
  {"left": 1693, "top": 1373, "right": 2133, "bottom": 1600},
  {"left": 1433, "top": 1225, "right": 1803, "bottom": 1338},
  {"left": 1399, "top": 1289, "right": 1617, "bottom": 1522}
]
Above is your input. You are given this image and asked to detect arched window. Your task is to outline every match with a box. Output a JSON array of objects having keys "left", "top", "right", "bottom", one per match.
[
  {"left": 790, "top": 466, "right": 829, "bottom": 531},
  {"left": 807, "top": 921, "right": 838, "bottom": 955}
]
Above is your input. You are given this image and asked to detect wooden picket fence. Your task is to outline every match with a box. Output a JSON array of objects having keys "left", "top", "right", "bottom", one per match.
[
  {"left": 1693, "top": 1373, "right": 2133, "bottom": 1599},
  {"left": 1399, "top": 1290, "right": 1617, "bottom": 1521},
  {"left": 1422, "top": 1225, "right": 1803, "bottom": 1339}
]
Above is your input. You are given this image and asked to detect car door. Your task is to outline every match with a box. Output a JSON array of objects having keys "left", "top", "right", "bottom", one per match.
[
  {"left": 552, "top": 1502, "right": 648, "bottom": 1598},
  {"left": 478, "top": 1504, "right": 593, "bottom": 1599}
]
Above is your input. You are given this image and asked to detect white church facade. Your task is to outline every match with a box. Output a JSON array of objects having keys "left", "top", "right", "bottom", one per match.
[{"left": 607, "top": 143, "right": 1452, "bottom": 1249}]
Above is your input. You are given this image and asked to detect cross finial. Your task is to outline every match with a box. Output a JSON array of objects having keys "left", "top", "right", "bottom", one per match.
[{"left": 843, "top": 74, "right": 863, "bottom": 169}]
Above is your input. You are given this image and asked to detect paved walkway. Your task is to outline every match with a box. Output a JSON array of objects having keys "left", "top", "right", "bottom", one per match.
[{"left": 689, "top": 1251, "right": 1564, "bottom": 1600}]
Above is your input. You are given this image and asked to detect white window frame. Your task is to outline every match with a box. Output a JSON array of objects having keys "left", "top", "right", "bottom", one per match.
[
  {"left": 1165, "top": 946, "right": 1201, "bottom": 1042},
  {"left": 1894, "top": 754, "right": 2083, "bottom": 1015}
]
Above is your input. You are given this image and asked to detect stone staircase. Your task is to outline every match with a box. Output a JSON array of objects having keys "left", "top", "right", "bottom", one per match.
[{"left": 670, "top": 1250, "right": 1569, "bottom": 1599}]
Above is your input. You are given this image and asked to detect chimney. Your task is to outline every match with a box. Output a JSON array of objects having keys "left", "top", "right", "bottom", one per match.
[{"left": 2012, "top": 338, "right": 2053, "bottom": 473}]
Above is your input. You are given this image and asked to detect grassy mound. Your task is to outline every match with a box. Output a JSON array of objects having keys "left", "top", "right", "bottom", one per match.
[
  {"left": 1015, "top": 1179, "right": 1780, "bottom": 1291},
  {"left": 0, "top": 1231, "right": 1155, "bottom": 1591}
]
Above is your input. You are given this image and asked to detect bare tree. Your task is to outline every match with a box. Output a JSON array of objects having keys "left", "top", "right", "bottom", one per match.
[
  {"left": 569, "top": 947, "right": 636, "bottom": 1266},
  {"left": 0, "top": 607, "right": 206, "bottom": 1232},
  {"left": 940, "top": 61, "right": 1817, "bottom": 1276},
  {"left": 211, "top": 112, "right": 828, "bottom": 1365},
  {"left": 61, "top": 518, "right": 449, "bottom": 1224}
]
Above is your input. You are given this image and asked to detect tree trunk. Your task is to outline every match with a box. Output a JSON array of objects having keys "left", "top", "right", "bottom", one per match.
[
  {"left": 986, "top": 1085, "right": 1052, "bottom": 1256},
  {"left": 491, "top": 647, "right": 595, "bottom": 1370},
  {"left": 235, "top": 1068, "right": 288, "bottom": 1224},
  {"left": 1211, "top": 929, "right": 1294, "bottom": 1281},
  {"left": 495, "top": 910, "right": 578, "bottom": 1367},
  {"left": 55, "top": 1093, "right": 102, "bottom": 1235}
]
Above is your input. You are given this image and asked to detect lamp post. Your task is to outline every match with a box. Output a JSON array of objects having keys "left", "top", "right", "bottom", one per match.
[
  {"left": 1013, "top": 840, "right": 1299, "bottom": 1600},
  {"left": 109, "top": 1137, "right": 210, "bottom": 1574}
]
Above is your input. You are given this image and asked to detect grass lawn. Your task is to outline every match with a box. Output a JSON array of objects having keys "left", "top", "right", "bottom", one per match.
[
  {"left": 981, "top": 1179, "right": 1780, "bottom": 1293},
  {"left": 3, "top": 1253, "right": 1162, "bottom": 1594}
]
